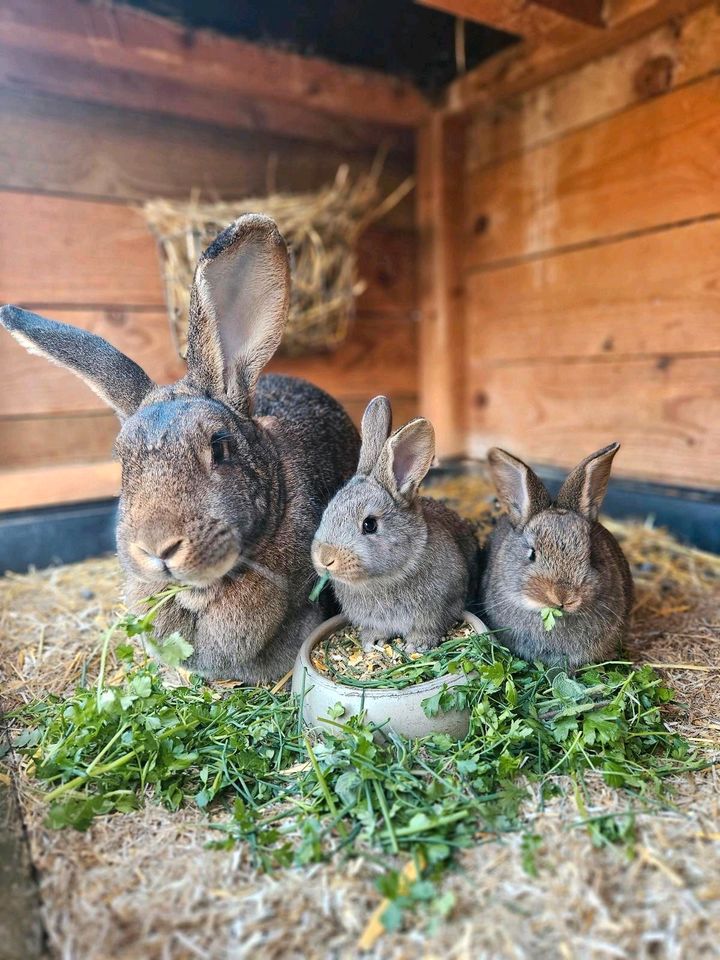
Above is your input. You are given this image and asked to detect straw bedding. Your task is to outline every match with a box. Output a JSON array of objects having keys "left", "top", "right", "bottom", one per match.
[{"left": 1, "top": 473, "right": 719, "bottom": 959}]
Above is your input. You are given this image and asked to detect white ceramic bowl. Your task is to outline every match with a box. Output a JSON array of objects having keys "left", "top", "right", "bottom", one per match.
[{"left": 291, "top": 610, "right": 489, "bottom": 740}]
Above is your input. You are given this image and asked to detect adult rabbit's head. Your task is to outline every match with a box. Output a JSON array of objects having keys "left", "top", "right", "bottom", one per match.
[{"left": 1, "top": 215, "right": 290, "bottom": 588}]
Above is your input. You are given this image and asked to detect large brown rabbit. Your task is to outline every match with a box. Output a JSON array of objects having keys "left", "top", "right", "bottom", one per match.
[{"left": 0, "top": 215, "right": 360, "bottom": 681}]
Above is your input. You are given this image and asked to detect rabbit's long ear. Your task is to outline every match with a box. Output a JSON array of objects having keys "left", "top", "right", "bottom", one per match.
[
  {"left": 556, "top": 442, "right": 620, "bottom": 521},
  {"left": 377, "top": 418, "right": 435, "bottom": 502},
  {"left": 357, "top": 396, "right": 392, "bottom": 475},
  {"left": 0, "top": 305, "right": 153, "bottom": 420},
  {"left": 187, "top": 214, "right": 290, "bottom": 414},
  {"left": 487, "top": 447, "right": 551, "bottom": 527}
]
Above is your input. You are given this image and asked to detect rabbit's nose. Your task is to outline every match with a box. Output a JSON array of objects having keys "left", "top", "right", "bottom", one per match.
[
  {"left": 313, "top": 542, "right": 337, "bottom": 569},
  {"left": 158, "top": 537, "right": 184, "bottom": 561}
]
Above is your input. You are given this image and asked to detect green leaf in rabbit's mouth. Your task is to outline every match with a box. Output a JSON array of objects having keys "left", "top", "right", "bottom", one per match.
[
  {"left": 540, "top": 606, "right": 564, "bottom": 631},
  {"left": 309, "top": 571, "right": 331, "bottom": 602}
]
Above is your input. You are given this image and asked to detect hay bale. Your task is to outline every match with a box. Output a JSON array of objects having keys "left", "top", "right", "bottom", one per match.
[{"left": 143, "top": 166, "right": 413, "bottom": 358}]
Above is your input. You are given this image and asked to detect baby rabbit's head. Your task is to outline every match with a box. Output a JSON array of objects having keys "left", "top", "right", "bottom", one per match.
[
  {"left": 1, "top": 215, "right": 290, "bottom": 589},
  {"left": 312, "top": 397, "right": 435, "bottom": 585},
  {"left": 487, "top": 443, "right": 621, "bottom": 615}
]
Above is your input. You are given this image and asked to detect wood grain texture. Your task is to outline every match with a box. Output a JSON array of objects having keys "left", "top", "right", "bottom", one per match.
[
  {"left": 0, "top": 193, "right": 164, "bottom": 306},
  {"left": 417, "top": 0, "right": 585, "bottom": 36},
  {"left": 0, "top": 391, "right": 420, "bottom": 510},
  {"left": 466, "top": 217, "right": 720, "bottom": 361},
  {"left": 0, "top": 0, "right": 426, "bottom": 132},
  {"left": 0, "top": 89, "right": 413, "bottom": 228},
  {"left": 417, "top": 113, "right": 469, "bottom": 458},
  {"left": 445, "top": 0, "right": 707, "bottom": 112},
  {"left": 466, "top": 3, "right": 720, "bottom": 168},
  {"left": 0, "top": 413, "right": 118, "bottom": 469},
  {"left": 468, "top": 356, "right": 720, "bottom": 487},
  {"left": 0, "top": 308, "right": 417, "bottom": 417},
  {"left": 0, "top": 192, "right": 416, "bottom": 314},
  {"left": 464, "top": 74, "right": 720, "bottom": 267},
  {"left": 0, "top": 43, "right": 414, "bottom": 153},
  {"left": 0, "top": 310, "right": 183, "bottom": 416},
  {"left": 0, "top": 461, "right": 121, "bottom": 510}
]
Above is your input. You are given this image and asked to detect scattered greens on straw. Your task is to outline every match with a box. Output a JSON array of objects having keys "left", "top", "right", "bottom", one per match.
[{"left": 2, "top": 589, "right": 709, "bottom": 933}]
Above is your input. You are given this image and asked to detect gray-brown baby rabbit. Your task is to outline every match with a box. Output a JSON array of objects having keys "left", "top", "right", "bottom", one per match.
[
  {"left": 481, "top": 443, "right": 633, "bottom": 669},
  {"left": 311, "top": 396, "right": 479, "bottom": 652}
]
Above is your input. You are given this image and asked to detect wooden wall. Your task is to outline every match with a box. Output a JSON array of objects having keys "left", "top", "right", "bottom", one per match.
[
  {"left": 430, "top": 2, "right": 720, "bottom": 488},
  {"left": 0, "top": 2, "right": 420, "bottom": 511}
]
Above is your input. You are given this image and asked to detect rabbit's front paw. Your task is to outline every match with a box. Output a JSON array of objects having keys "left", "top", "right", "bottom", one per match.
[
  {"left": 405, "top": 634, "right": 440, "bottom": 654},
  {"left": 360, "top": 628, "right": 386, "bottom": 652}
]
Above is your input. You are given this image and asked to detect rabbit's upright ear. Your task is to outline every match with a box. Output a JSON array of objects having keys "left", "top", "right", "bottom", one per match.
[
  {"left": 556, "top": 442, "right": 620, "bottom": 521},
  {"left": 0, "top": 305, "right": 153, "bottom": 420},
  {"left": 487, "top": 447, "right": 551, "bottom": 527},
  {"left": 357, "top": 396, "right": 392, "bottom": 474},
  {"left": 187, "top": 214, "right": 290, "bottom": 414},
  {"left": 378, "top": 418, "right": 435, "bottom": 502}
]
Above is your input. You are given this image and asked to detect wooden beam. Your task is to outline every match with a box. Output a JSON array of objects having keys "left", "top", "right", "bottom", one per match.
[
  {"left": 417, "top": 0, "right": 591, "bottom": 37},
  {"left": 416, "top": 113, "right": 468, "bottom": 459},
  {"left": 445, "top": 0, "right": 707, "bottom": 111},
  {"left": 0, "top": 0, "right": 428, "bottom": 144},
  {"left": 532, "top": 0, "right": 608, "bottom": 28}
]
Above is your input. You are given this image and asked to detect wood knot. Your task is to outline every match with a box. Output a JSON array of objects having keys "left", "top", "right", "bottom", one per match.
[
  {"left": 473, "top": 214, "right": 490, "bottom": 236},
  {"left": 634, "top": 56, "right": 675, "bottom": 98}
]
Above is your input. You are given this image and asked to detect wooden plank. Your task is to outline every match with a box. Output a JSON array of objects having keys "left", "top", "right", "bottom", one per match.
[
  {"left": 0, "top": 0, "right": 427, "bottom": 133},
  {"left": 0, "top": 88, "right": 413, "bottom": 228},
  {"left": 269, "top": 313, "right": 418, "bottom": 404},
  {"left": 0, "top": 391, "right": 422, "bottom": 471},
  {"left": 0, "top": 308, "right": 417, "bottom": 417},
  {"left": 0, "top": 396, "right": 420, "bottom": 510},
  {"left": 466, "top": 3, "right": 720, "bottom": 169},
  {"left": 0, "top": 461, "right": 121, "bottom": 510},
  {"left": 0, "top": 309, "right": 183, "bottom": 416},
  {"left": 464, "top": 74, "right": 720, "bottom": 266},
  {"left": 0, "top": 192, "right": 416, "bottom": 313},
  {"left": 416, "top": 113, "right": 469, "bottom": 459},
  {"left": 0, "top": 413, "right": 119, "bottom": 468},
  {"left": 533, "top": 0, "right": 608, "bottom": 27},
  {"left": 416, "top": 0, "right": 589, "bottom": 36},
  {"left": 468, "top": 356, "right": 720, "bottom": 488},
  {"left": 0, "top": 43, "right": 414, "bottom": 153},
  {"left": 0, "top": 193, "right": 164, "bottom": 306},
  {"left": 466, "top": 217, "right": 720, "bottom": 361},
  {"left": 445, "top": 0, "right": 707, "bottom": 113}
]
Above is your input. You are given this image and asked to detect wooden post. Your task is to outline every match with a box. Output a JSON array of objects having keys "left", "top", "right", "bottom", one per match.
[{"left": 416, "top": 111, "right": 468, "bottom": 460}]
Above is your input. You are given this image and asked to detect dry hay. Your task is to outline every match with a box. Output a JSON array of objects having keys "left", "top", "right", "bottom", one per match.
[
  {"left": 1, "top": 473, "right": 719, "bottom": 959},
  {"left": 143, "top": 164, "right": 413, "bottom": 359}
]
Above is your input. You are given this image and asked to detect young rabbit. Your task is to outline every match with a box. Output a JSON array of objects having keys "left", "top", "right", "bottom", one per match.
[
  {"left": 0, "top": 215, "right": 360, "bottom": 682},
  {"left": 311, "top": 397, "right": 480, "bottom": 653},
  {"left": 481, "top": 443, "right": 633, "bottom": 669}
]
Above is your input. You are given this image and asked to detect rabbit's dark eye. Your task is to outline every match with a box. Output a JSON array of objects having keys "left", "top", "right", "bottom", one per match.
[
  {"left": 362, "top": 516, "right": 378, "bottom": 535},
  {"left": 527, "top": 547, "right": 536, "bottom": 562},
  {"left": 211, "top": 433, "right": 233, "bottom": 466}
]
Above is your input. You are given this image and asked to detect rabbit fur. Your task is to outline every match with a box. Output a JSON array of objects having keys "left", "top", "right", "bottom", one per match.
[
  {"left": 481, "top": 443, "right": 633, "bottom": 669},
  {"left": 0, "top": 215, "right": 360, "bottom": 681},
  {"left": 311, "top": 396, "right": 480, "bottom": 652}
]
